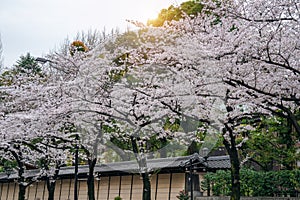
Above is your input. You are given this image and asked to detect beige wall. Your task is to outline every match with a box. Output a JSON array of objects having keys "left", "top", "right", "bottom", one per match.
[{"left": 0, "top": 173, "right": 186, "bottom": 200}]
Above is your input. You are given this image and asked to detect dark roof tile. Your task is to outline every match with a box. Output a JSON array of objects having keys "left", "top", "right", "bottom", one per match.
[{"left": 0, "top": 154, "right": 230, "bottom": 181}]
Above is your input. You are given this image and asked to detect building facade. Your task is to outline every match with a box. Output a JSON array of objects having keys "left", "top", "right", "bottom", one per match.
[{"left": 0, "top": 154, "right": 230, "bottom": 200}]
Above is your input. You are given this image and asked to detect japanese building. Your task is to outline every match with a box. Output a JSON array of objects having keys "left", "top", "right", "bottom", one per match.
[{"left": 0, "top": 154, "right": 230, "bottom": 200}]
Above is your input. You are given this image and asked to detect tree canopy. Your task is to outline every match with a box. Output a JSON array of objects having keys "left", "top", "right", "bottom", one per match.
[
  {"left": 147, "top": 0, "right": 205, "bottom": 27},
  {"left": 0, "top": 1, "right": 299, "bottom": 200}
]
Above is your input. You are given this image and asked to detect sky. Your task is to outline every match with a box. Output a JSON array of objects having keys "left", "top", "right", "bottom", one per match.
[{"left": 0, "top": 0, "right": 184, "bottom": 68}]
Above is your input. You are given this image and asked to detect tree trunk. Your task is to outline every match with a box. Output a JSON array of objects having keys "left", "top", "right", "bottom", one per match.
[
  {"left": 207, "top": 179, "right": 211, "bottom": 196},
  {"left": 142, "top": 172, "right": 151, "bottom": 200},
  {"left": 45, "top": 166, "right": 60, "bottom": 200},
  {"left": 223, "top": 125, "right": 240, "bottom": 200},
  {"left": 18, "top": 184, "right": 26, "bottom": 200},
  {"left": 229, "top": 154, "right": 240, "bottom": 200},
  {"left": 12, "top": 151, "right": 27, "bottom": 200},
  {"left": 47, "top": 180, "right": 56, "bottom": 200},
  {"left": 87, "top": 158, "right": 97, "bottom": 200},
  {"left": 131, "top": 136, "right": 151, "bottom": 200}
]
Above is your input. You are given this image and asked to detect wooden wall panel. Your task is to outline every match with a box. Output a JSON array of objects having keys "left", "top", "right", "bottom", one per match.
[
  {"left": 0, "top": 183, "right": 2, "bottom": 200},
  {"left": 95, "top": 179, "right": 101, "bottom": 200},
  {"left": 67, "top": 178, "right": 74, "bottom": 200},
  {"left": 109, "top": 176, "right": 120, "bottom": 200},
  {"left": 7, "top": 182, "right": 18, "bottom": 200},
  {"left": 52, "top": 180, "right": 63, "bottom": 200},
  {"left": 0, "top": 183, "right": 8, "bottom": 200},
  {"left": 29, "top": 182, "right": 40, "bottom": 200},
  {"left": 14, "top": 183, "right": 20, "bottom": 200},
  {"left": 26, "top": 184, "right": 36, "bottom": 200},
  {"left": 150, "top": 174, "right": 158, "bottom": 200},
  {"left": 98, "top": 176, "right": 109, "bottom": 200},
  {"left": 34, "top": 181, "right": 47, "bottom": 200},
  {"left": 78, "top": 180, "right": 88, "bottom": 199},
  {"left": 170, "top": 173, "right": 185, "bottom": 200},
  {"left": 60, "top": 179, "right": 72, "bottom": 200},
  {"left": 131, "top": 175, "right": 142, "bottom": 200},
  {"left": 119, "top": 175, "right": 132, "bottom": 200},
  {"left": 156, "top": 173, "right": 170, "bottom": 200},
  {"left": 0, "top": 172, "right": 187, "bottom": 200}
]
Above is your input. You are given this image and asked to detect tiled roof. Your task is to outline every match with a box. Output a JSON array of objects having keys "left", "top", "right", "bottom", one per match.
[
  {"left": 205, "top": 155, "right": 231, "bottom": 169},
  {"left": 0, "top": 154, "right": 230, "bottom": 181}
]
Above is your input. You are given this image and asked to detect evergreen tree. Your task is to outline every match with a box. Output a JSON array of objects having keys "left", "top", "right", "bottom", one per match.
[{"left": 14, "top": 52, "right": 41, "bottom": 75}]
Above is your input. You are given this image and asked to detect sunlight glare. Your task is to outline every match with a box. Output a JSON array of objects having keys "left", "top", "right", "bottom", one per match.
[{"left": 129, "top": 0, "right": 180, "bottom": 25}]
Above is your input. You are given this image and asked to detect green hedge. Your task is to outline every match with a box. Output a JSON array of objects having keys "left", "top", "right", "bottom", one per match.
[{"left": 201, "top": 169, "right": 300, "bottom": 197}]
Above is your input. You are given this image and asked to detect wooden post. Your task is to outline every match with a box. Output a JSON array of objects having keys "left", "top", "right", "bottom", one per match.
[
  {"left": 190, "top": 159, "right": 193, "bottom": 200},
  {"left": 155, "top": 174, "right": 159, "bottom": 200},
  {"left": 96, "top": 177, "right": 100, "bottom": 199},
  {"left": 168, "top": 173, "right": 173, "bottom": 200},
  {"left": 74, "top": 134, "right": 79, "bottom": 200},
  {"left": 107, "top": 176, "right": 111, "bottom": 200},
  {"left": 119, "top": 175, "right": 122, "bottom": 197},
  {"left": 130, "top": 175, "right": 134, "bottom": 200}
]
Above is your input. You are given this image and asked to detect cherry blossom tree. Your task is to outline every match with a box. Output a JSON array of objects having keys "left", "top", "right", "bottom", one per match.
[
  {"left": 1, "top": 2, "right": 298, "bottom": 200},
  {"left": 125, "top": 0, "right": 299, "bottom": 199},
  {"left": 43, "top": 33, "right": 220, "bottom": 200},
  {"left": 41, "top": 42, "right": 121, "bottom": 200},
  {"left": 106, "top": 63, "right": 219, "bottom": 200},
  {"left": 0, "top": 54, "right": 75, "bottom": 200},
  {"left": 0, "top": 40, "right": 115, "bottom": 200}
]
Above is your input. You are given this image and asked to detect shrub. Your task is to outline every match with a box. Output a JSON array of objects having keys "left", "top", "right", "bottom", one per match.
[
  {"left": 114, "top": 196, "right": 122, "bottom": 200},
  {"left": 176, "top": 190, "right": 189, "bottom": 200},
  {"left": 201, "top": 169, "right": 300, "bottom": 197}
]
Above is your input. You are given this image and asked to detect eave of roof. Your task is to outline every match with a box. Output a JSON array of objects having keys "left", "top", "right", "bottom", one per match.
[{"left": 0, "top": 154, "right": 230, "bottom": 181}]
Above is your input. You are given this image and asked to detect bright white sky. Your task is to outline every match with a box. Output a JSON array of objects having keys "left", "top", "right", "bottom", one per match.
[{"left": 0, "top": 0, "right": 184, "bottom": 68}]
